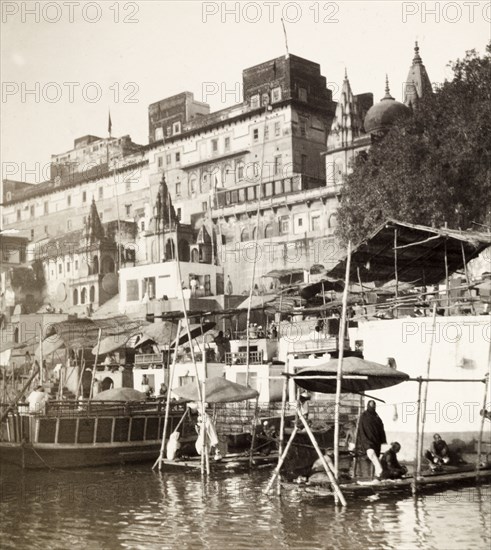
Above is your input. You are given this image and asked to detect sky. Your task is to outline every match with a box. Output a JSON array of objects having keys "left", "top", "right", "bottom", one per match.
[{"left": 1, "top": 0, "right": 490, "bottom": 184}]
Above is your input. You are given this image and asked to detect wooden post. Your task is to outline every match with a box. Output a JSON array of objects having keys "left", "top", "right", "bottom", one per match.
[
  {"left": 351, "top": 394, "right": 364, "bottom": 477},
  {"left": 412, "top": 376, "right": 423, "bottom": 495},
  {"left": 38, "top": 324, "right": 44, "bottom": 384},
  {"left": 75, "top": 348, "right": 85, "bottom": 400},
  {"left": 89, "top": 329, "right": 102, "bottom": 400},
  {"left": 153, "top": 319, "right": 182, "bottom": 471},
  {"left": 334, "top": 241, "right": 351, "bottom": 478},
  {"left": 276, "top": 374, "right": 288, "bottom": 494},
  {"left": 444, "top": 238, "right": 450, "bottom": 314},
  {"left": 297, "top": 409, "right": 347, "bottom": 506},
  {"left": 264, "top": 425, "right": 299, "bottom": 494}
]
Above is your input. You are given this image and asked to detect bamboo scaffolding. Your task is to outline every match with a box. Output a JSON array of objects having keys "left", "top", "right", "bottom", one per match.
[{"left": 89, "top": 328, "right": 102, "bottom": 400}]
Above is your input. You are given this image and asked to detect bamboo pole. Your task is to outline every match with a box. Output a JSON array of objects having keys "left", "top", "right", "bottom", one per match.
[
  {"left": 412, "top": 377, "right": 423, "bottom": 495},
  {"left": 394, "top": 228, "right": 399, "bottom": 303},
  {"left": 352, "top": 394, "right": 364, "bottom": 477},
  {"left": 417, "top": 304, "right": 437, "bottom": 477},
  {"left": 297, "top": 409, "right": 347, "bottom": 506},
  {"left": 249, "top": 394, "right": 260, "bottom": 467},
  {"left": 38, "top": 324, "right": 44, "bottom": 384},
  {"left": 264, "top": 425, "right": 299, "bottom": 494},
  {"left": 444, "top": 239, "right": 450, "bottom": 314},
  {"left": 460, "top": 242, "right": 476, "bottom": 315},
  {"left": 334, "top": 241, "right": 351, "bottom": 478},
  {"left": 153, "top": 319, "right": 182, "bottom": 471},
  {"left": 0, "top": 363, "right": 40, "bottom": 423},
  {"left": 476, "top": 342, "right": 490, "bottom": 475},
  {"left": 276, "top": 374, "right": 288, "bottom": 495},
  {"left": 89, "top": 329, "right": 102, "bottom": 400}
]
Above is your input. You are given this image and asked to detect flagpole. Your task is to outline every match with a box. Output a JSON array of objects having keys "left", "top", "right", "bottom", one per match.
[{"left": 108, "top": 109, "right": 123, "bottom": 269}]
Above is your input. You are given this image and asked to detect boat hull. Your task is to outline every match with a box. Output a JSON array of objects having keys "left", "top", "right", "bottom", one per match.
[{"left": 0, "top": 440, "right": 164, "bottom": 469}]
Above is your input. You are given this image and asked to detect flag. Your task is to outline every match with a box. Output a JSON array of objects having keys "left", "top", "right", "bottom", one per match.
[{"left": 108, "top": 110, "right": 112, "bottom": 136}]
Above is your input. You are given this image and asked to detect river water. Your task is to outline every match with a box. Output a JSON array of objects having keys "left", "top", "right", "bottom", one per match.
[{"left": 0, "top": 463, "right": 489, "bottom": 550}]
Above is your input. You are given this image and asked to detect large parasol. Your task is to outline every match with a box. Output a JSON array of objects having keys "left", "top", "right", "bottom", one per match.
[
  {"left": 294, "top": 356, "right": 409, "bottom": 394},
  {"left": 173, "top": 377, "right": 259, "bottom": 403}
]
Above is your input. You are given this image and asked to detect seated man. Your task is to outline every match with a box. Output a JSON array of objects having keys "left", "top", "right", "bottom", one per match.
[
  {"left": 380, "top": 442, "right": 408, "bottom": 479},
  {"left": 425, "top": 433, "right": 451, "bottom": 469}
]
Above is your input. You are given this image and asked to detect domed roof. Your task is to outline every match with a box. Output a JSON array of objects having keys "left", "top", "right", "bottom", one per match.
[{"left": 364, "top": 77, "right": 411, "bottom": 135}]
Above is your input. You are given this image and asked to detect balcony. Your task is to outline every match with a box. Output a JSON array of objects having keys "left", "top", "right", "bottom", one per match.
[{"left": 225, "top": 350, "right": 264, "bottom": 365}]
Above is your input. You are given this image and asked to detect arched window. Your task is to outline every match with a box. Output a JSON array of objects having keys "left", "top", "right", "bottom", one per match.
[
  {"left": 189, "top": 175, "right": 197, "bottom": 195},
  {"left": 73, "top": 288, "right": 78, "bottom": 305},
  {"left": 165, "top": 239, "right": 175, "bottom": 260},
  {"left": 251, "top": 226, "right": 258, "bottom": 241},
  {"left": 191, "top": 248, "right": 199, "bottom": 263},
  {"left": 200, "top": 172, "right": 209, "bottom": 194},
  {"left": 14, "top": 327, "right": 19, "bottom": 343},
  {"left": 89, "top": 286, "right": 95, "bottom": 303},
  {"left": 93, "top": 255, "right": 99, "bottom": 274},
  {"left": 328, "top": 214, "right": 338, "bottom": 229},
  {"left": 81, "top": 287, "right": 87, "bottom": 304},
  {"left": 264, "top": 224, "right": 273, "bottom": 238},
  {"left": 240, "top": 227, "right": 249, "bottom": 242},
  {"left": 101, "top": 256, "right": 115, "bottom": 274},
  {"left": 223, "top": 165, "right": 234, "bottom": 188}
]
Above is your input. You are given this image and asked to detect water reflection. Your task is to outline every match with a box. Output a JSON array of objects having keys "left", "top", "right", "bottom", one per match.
[{"left": 0, "top": 463, "right": 489, "bottom": 550}]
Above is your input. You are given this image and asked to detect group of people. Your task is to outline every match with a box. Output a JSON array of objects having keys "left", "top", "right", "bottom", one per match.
[{"left": 355, "top": 400, "right": 460, "bottom": 480}]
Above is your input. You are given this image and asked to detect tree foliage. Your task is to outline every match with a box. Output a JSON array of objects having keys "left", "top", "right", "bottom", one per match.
[{"left": 336, "top": 44, "right": 491, "bottom": 245}]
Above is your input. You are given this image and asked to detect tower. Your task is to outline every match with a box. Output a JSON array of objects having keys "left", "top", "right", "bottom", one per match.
[{"left": 404, "top": 42, "right": 433, "bottom": 109}]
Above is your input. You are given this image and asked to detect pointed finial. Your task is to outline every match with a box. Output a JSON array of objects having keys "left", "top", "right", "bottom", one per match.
[
  {"left": 413, "top": 40, "right": 422, "bottom": 63},
  {"left": 344, "top": 67, "right": 348, "bottom": 80},
  {"left": 382, "top": 75, "right": 394, "bottom": 100}
]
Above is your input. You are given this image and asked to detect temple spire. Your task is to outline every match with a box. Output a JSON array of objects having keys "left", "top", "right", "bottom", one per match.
[
  {"left": 404, "top": 41, "right": 432, "bottom": 109},
  {"left": 382, "top": 75, "right": 394, "bottom": 100}
]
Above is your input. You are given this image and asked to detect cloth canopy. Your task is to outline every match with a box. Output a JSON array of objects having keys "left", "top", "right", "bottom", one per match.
[
  {"left": 173, "top": 377, "right": 259, "bottom": 403},
  {"left": 294, "top": 356, "right": 409, "bottom": 394},
  {"left": 93, "top": 388, "right": 147, "bottom": 401},
  {"left": 327, "top": 219, "right": 491, "bottom": 285}
]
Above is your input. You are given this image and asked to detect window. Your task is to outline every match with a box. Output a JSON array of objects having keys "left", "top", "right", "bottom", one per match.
[
  {"left": 73, "top": 289, "right": 78, "bottom": 306},
  {"left": 30, "top": 205, "right": 35, "bottom": 217},
  {"left": 166, "top": 126, "right": 171, "bottom": 137},
  {"left": 67, "top": 195, "right": 71, "bottom": 207},
  {"left": 224, "top": 137, "right": 230, "bottom": 151},
  {"left": 279, "top": 216, "right": 289, "bottom": 235},
  {"left": 166, "top": 154, "right": 171, "bottom": 165},
  {"left": 75, "top": 260, "right": 78, "bottom": 270},
  {"left": 67, "top": 219, "right": 72, "bottom": 230},
  {"left": 274, "top": 155, "right": 282, "bottom": 176},
  {"left": 272, "top": 86, "right": 282, "bottom": 102},
  {"left": 44, "top": 225, "right": 48, "bottom": 234},
  {"left": 274, "top": 122, "right": 281, "bottom": 137},
  {"left": 211, "top": 139, "right": 218, "bottom": 153},
  {"left": 202, "top": 201, "right": 208, "bottom": 211},
  {"left": 66, "top": 261, "right": 70, "bottom": 272},
  {"left": 6, "top": 191, "right": 11, "bottom": 201},
  {"left": 311, "top": 215, "right": 321, "bottom": 231},
  {"left": 189, "top": 176, "right": 197, "bottom": 195},
  {"left": 81, "top": 288, "right": 87, "bottom": 304},
  {"left": 158, "top": 156, "right": 163, "bottom": 168},
  {"left": 284, "top": 178, "right": 292, "bottom": 193},
  {"left": 301, "top": 154, "right": 308, "bottom": 174},
  {"left": 300, "top": 119, "right": 307, "bottom": 137},
  {"left": 98, "top": 187, "right": 103, "bottom": 199},
  {"left": 250, "top": 94, "right": 260, "bottom": 109},
  {"left": 58, "top": 264, "right": 63, "bottom": 274},
  {"left": 17, "top": 210, "right": 21, "bottom": 221},
  {"left": 299, "top": 87, "right": 308, "bottom": 102},
  {"left": 172, "top": 121, "right": 181, "bottom": 134},
  {"left": 43, "top": 202, "right": 48, "bottom": 215},
  {"left": 240, "top": 227, "right": 249, "bottom": 242},
  {"left": 30, "top": 229, "right": 34, "bottom": 240},
  {"left": 126, "top": 279, "right": 139, "bottom": 301},
  {"left": 261, "top": 92, "right": 269, "bottom": 106},
  {"left": 155, "top": 127, "right": 163, "bottom": 141},
  {"left": 264, "top": 125, "right": 269, "bottom": 140},
  {"left": 253, "top": 129, "right": 259, "bottom": 142},
  {"left": 176, "top": 181, "right": 182, "bottom": 196},
  {"left": 82, "top": 191, "right": 87, "bottom": 202},
  {"left": 237, "top": 164, "right": 244, "bottom": 181},
  {"left": 141, "top": 220, "right": 145, "bottom": 231},
  {"left": 89, "top": 286, "right": 95, "bottom": 303},
  {"left": 264, "top": 224, "right": 273, "bottom": 238},
  {"left": 125, "top": 205, "right": 131, "bottom": 216},
  {"left": 175, "top": 152, "right": 181, "bottom": 164}
]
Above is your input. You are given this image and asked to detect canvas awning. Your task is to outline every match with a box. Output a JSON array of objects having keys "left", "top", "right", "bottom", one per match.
[
  {"left": 294, "top": 356, "right": 409, "bottom": 394},
  {"left": 262, "top": 268, "right": 305, "bottom": 279},
  {"left": 93, "top": 388, "right": 147, "bottom": 401},
  {"left": 172, "top": 377, "right": 259, "bottom": 403},
  {"left": 327, "top": 219, "right": 491, "bottom": 285}
]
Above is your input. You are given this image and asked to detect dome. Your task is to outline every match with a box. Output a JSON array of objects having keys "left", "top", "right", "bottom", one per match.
[{"left": 364, "top": 77, "right": 411, "bottom": 135}]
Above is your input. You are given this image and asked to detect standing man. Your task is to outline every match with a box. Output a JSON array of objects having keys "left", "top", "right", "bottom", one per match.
[{"left": 357, "top": 400, "right": 387, "bottom": 479}]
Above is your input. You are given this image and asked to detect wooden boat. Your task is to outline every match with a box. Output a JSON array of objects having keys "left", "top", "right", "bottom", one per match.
[{"left": 0, "top": 398, "right": 191, "bottom": 469}]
